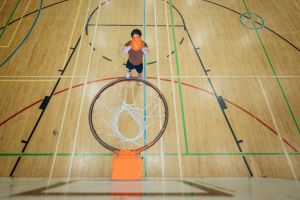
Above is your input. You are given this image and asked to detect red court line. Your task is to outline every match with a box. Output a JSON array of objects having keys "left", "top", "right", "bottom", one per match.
[
  {"left": 0, "top": 76, "right": 297, "bottom": 152},
  {"left": 0, "top": 99, "right": 42, "bottom": 127},
  {"left": 158, "top": 78, "right": 298, "bottom": 152}
]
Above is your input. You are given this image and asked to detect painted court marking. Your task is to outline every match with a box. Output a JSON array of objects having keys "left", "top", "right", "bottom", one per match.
[
  {"left": 1, "top": 152, "right": 300, "bottom": 157},
  {"left": 0, "top": 0, "right": 8, "bottom": 11},
  {"left": 66, "top": 0, "right": 103, "bottom": 182},
  {"left": 0, "top": 77, "right": 298, "bottom": 151},
  {"left": 0, "top": 0, "right": 32, "bottom": 48},
  {"left": 0, "top": 0, "right": 21, "bottom": 40},
  {"left": 257, "top": 77, "right": 298, "bottom": 180},
  {"left": 0, "top": 0, "right": 42, "bottom": 68},
  {"left": 242, "top": 0, "right": 300, "bottom": 134},
  {"left": 0, "top": 80, "right": 57, "bottom": 82},
  {"left": 170, "top": 0, "right": 189, "bottom": 155},
  {"left": 153, "top": 0, "right": 165, "bottom": 178},
  {"left": 0, "top": 0, "right": 299, "bottom": 180},
  {"left": 1, "top": 75, "right": 300, "bottom": 79},
  {"left": 143, "top": 0, "right": 148, "bottom": 177},
  {"left": 164, "top": 0, "right": 183, "bottom": 178},
  {"left": 47, "top": 0, "right": 85, "bottom": 183},
  {"left": 293, "top": 0, "right": 300, "bottom": 10}
]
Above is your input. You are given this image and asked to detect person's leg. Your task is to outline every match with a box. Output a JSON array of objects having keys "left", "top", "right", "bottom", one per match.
[
  {"left": 126, "top": 71, "right": 131, "bottom": 78},
  {"left": 125, "top": 60, "right": 133, "bottom": 78},
  {"left": 136, "top": 64, "right": 143, "bottom": 85},
  {"left": 136, "top": 64, "right": 143, "bottom": 78},
  {"left": 138, "top": 73, "right": 143, "bottom": 79}
]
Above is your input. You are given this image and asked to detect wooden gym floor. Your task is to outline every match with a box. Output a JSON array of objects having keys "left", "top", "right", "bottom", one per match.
[{"left": 0, "top": 0, "right": 299, "bottom": 181}]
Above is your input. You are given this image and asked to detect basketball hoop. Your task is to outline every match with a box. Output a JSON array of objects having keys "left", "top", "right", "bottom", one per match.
[{"left": 89, "top": 78, "right": 168, "bottom": 180}]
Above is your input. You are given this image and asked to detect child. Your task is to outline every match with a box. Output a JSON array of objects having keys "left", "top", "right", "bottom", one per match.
[{"left": 122, "top": 29, "right": 150, "bottom": 80}]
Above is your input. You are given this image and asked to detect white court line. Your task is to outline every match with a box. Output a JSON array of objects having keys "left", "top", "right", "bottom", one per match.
[
  {"left": 66, "top": 0, "right": 103, "bottom": 180},
  {"left": 159, "top": 75, "right": 300, "bottom": 78},
  {"left": 257, "top": 77, "right": 298, "bottom": 181},
  {"left": 0, "top": 76, "right": 86, "bottom": 78},
  {"left": 0, "top": 0, "right": 32, "bottom": 48},
  {"left": 293, "top": 0, "right": 300, "bottom": 10},
  {"left": 163, "top": 0, "right": 183, "bottom": 178},
  {"left": 0, "top": 79, "right": 57, "bottom": 82},
  {"left": 47, "top": 0, "right": 86, "bottom": 184},
  {"left": 0, "top": 0, "right": 8, "bottom": 12},
  {"left": 1, "top": 75, "right": 300, "bottom": 78},
  {"left": 153, "top": 0, "right": 165, "bottom": 178}
]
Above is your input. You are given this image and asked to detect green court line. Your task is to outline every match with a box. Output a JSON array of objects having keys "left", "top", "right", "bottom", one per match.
[
  {"left": 169, "top": 0, "right": 189, "bottom": 154},
  {"left": 0, "top": 0, "right": 21, "bottom": 39},
  {"left": 242, "top": 0, "right": 300, "bottom": 134},
  {"left": 0, "top": 152, "right": 299, "bottom": 157}
]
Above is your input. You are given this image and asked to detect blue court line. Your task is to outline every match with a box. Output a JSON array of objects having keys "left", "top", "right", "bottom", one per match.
[
  {"left": 0, "top": 0, "right": 43, "bottom": 68},
  {"left": 143, "top": 0, "right": 148, "bottom": 177}
]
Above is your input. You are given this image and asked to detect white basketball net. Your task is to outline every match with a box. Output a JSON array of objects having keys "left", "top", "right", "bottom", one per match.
[{"left": 93, "top": 81, "right": 164, "bottom": 147}]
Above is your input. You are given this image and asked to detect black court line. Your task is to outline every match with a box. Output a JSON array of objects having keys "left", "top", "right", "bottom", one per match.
[
  {"left": 179, "top": 37, "right": 184, "bottom": 45},
  {"left": 8, "top": 0, "right": 114, "bottom": 176},
  {"left": 166, "top": 50, "right": 175, "bottom": 58},
  {"left": 9, "top": 36, "right": 82, "bottom": 177},
  {"left": 217, "top": 96, "right": 227, "bottom": 110},
  {"left": 39, "top": 96, "right": 50, "bottom": 110},
  {"left": 147, "top": 61, "right": 157, "bottom": 65},
  {"left": 0, "top": 0, "right": 70, "bottom": 31},
  {"left": 4, "top": 0, "right": 295, "bottom": 177},
  {"left": 89, "top": 42, "right": 96, "bottom": 51},
  {"left": 201, "top": 0, "right": 300, "bottom": 52},
  {"left": 167, "top": 0, "right": 253, "bottom": 176},
  {"left": 85, "top": 0, "right": 112, "bottom": 35},
  {"left": 102, "top": 56, "right": 112, "bottom": 61},
  {"left": 85, "top": 7, "right": 99, "bottom": 35},
  {"left": 1, "top": 0, "right": 297, "bottom": 52}
]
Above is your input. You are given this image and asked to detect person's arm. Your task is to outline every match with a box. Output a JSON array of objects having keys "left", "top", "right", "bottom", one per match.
[
  {"left": 142, "top": 42, "right": 150, "bottom": 55},
  {"left": 141, "top": 47, "right": 149, "bottom": 55},
  {"left": 122, "top": 41, "right": 131, "bottom": 54},
  {"left": 122, "top": 45, "right": 131, "bottom": 54}
]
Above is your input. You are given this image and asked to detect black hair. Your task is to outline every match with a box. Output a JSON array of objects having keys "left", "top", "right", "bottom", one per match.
[{"left": 131, "top": 29, "right": 142, "bottom": 37}]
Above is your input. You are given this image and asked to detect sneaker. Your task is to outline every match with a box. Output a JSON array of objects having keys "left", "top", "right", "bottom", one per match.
[{"left": 126, "top": 71, "right": 131, "bottom": 78}]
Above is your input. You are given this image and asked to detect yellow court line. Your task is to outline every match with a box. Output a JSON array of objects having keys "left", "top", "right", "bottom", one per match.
[
  {"left": 0, "top": 80, "right": 57, "bottom": 82},
  {"left": 0, "top": 0, "right": 8, "bottom": 12},
  {"left": 163, "top": 0, "right": 183, "bottom": 178},
  {"left": 66, "top": 0, "right": 102, "bottom": 181},
  {"left": 60, "top": 0, "right": 83, "bottom": 73},
  {"left": 0, "top": 0, "right": 32, "bottom": 48},
  {"left": 153, "top": 0, "right": 165, "bottom": 178},
  {"left": 293, "top": 0, "right": 300, "bottom": 10},
  {"left": 0, "top": 75, "right": 86, "bottom": 78},
  {"left": 47, "top": 0, "right": 87, "bottom": 182}
]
